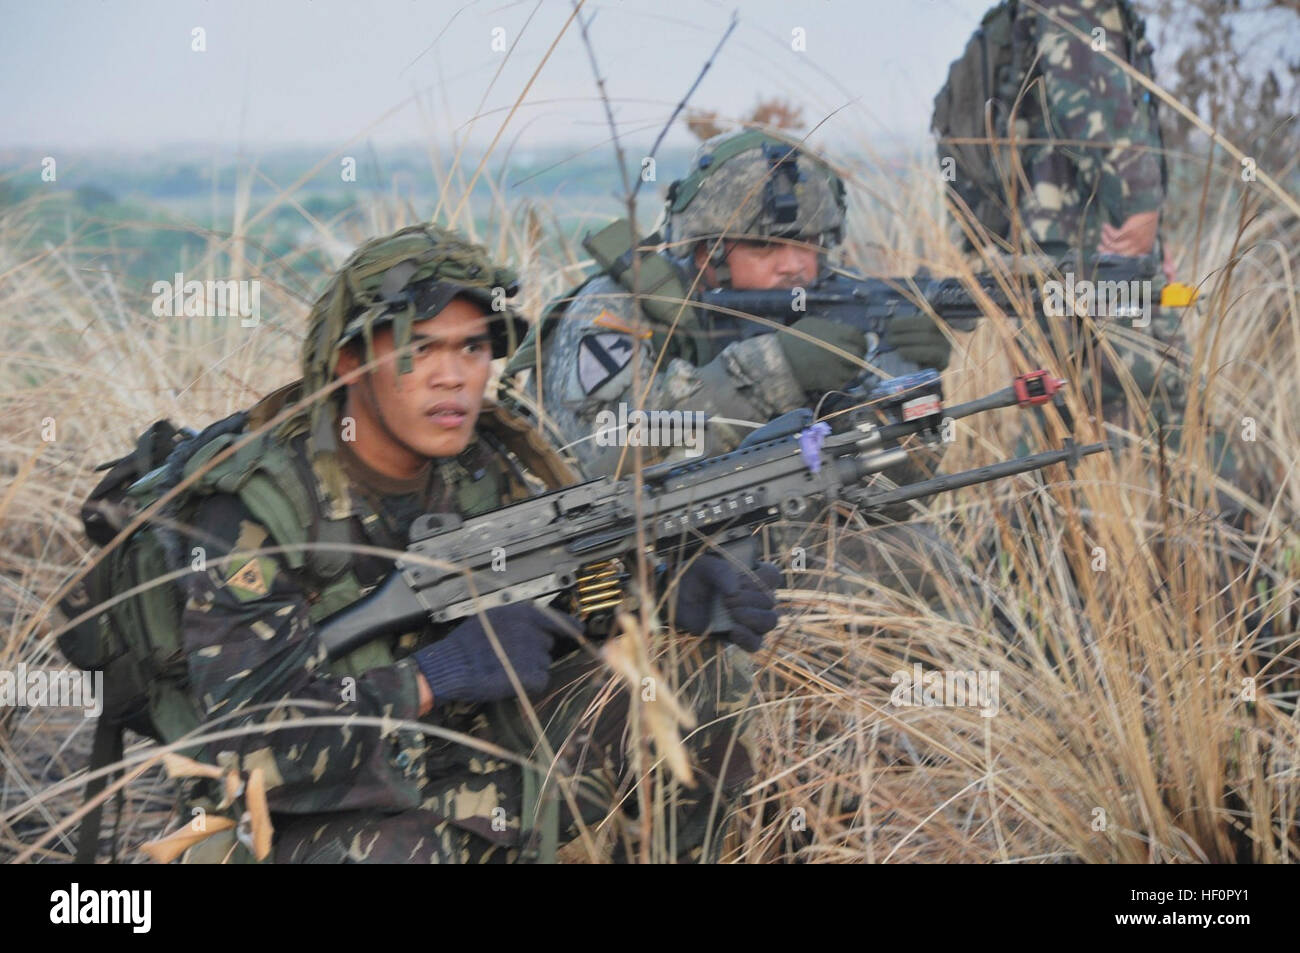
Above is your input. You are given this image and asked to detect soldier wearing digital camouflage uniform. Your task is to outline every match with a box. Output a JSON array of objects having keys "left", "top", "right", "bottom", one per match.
[
  {"left": 935, "top": 0, "right": 1190, "bottom": 432},
  {"left": 174, "top": 224, "right": 779, "bottom": 863},
  {"left": 502, "top": 130, "right": 994, "bottom": 623},
  {"left": 504, "top": 129, "right": 959, "bottom": 476}
]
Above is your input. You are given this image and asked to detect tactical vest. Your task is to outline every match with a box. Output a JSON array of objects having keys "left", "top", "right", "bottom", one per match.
[
  {"left": 932, "top": 0, "right": 1166, "bottom": 241},
  {"left": 58, "top": 380, "right": 577, "bottom": 862}
]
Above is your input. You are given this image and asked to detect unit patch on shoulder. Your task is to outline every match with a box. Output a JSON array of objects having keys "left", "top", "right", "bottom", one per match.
[
  {"left": 225, "top": 557, "right": 271, "bottom": 600},
  {"left": 577, "top": 332, "right": 636, "bottom": 395}
]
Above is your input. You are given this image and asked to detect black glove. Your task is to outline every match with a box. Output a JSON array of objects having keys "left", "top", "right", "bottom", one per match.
[
  {"left": 413, "top": 603, "right": 578, "bottom": 705},
  {"left": 883, "top": 310, "right": 953, "bottom": 370},
  {"left": 777, "top": 316, "right": 866, "bottom": 393},
  {"left": 672, "top": 555, "right": 782, "bottom": 653}
]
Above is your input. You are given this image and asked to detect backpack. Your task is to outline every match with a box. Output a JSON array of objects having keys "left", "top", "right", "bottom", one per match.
[
  {"left": 55, "top": 383, "right": 578, "bottom": 863},
  {"left": 55, "top": 394, "right": 303, "bottom": 862},
  {"left": 932, "top": 0, "right": 1166, "bottom": 240}
]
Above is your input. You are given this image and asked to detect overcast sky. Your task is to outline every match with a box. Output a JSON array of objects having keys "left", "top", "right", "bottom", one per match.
[{"left": 2, "top": 0, "right": 1002, "bottom": 158}]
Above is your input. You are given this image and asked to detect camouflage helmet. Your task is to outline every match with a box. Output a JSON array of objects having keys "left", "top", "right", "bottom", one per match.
[
  {"left": 663, "top": 129, "right": 847, "bottom": 250},
  {"left": 300, "top": 223, "right": 528, "bottom": 416}
]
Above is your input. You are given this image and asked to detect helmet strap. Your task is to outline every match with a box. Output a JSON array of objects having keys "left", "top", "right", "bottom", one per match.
[{"left": 707, "top": 239, "right": 734, "bottom": 290}]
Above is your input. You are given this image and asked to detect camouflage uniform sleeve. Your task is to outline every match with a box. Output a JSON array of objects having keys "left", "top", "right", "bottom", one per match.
[
  {"left": 533, "top": 275, "right": 806, "bottom": 477},
  {"left": 1033, "top": 0, "right": 1165, "bottom": 222},
  {"left": 182, "top": 492, "right": 426, "bottom": 813}
]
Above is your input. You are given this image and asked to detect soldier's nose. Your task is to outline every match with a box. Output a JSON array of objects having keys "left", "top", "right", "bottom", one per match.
[{"left": 426, "top": 354, "right": 465, "bottom": 389}]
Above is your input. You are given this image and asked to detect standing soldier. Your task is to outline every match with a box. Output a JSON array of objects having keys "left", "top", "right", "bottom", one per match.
[{"left": 933, "top": 0, "right": 1189, "bottom": 431}]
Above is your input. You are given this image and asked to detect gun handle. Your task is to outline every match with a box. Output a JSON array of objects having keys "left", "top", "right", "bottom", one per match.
[{"left": 704, "top": 536, "right": 760, "bottom": 635}]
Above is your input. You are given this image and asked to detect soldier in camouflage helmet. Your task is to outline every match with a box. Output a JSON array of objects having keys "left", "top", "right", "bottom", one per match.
[
  {"left": 664, "top": 129, "right": 846, "bottom": 283},
  {"left": 501, "top": 131, "right": 997, "bottom": 638},
  {"left": 503, "top": 129, "right": 957, "bottom": 476},
  {"left": 176, "top": 223, "right": 777, "bottom": 863}
]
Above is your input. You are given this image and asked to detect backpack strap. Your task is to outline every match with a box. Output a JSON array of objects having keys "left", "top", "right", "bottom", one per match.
[
  {"left": 518, "top": 754, "right": 560, "bottom": 864},
  {"left": 582, "top": 220, "right": 705, "bottom": 363},
  {"left": 475, "top": 402, "right": 580, "bottom": 491},
  {"left": 499, "top": 274, "right": 601, "bottom": 388},
  {"left": 500, "top": 222, "right": 703, "bottom": 392},
  {"left": 176, "top": 402, "right": 371, "bottom": 631},
  {"left": 1005, "top": 0, "right": 1024, "bottom": 102},
  {"left": 488, "top": 701, "right": 562, "bottom": 864},
  {"left": 75, "top": 715, "right": 125, "bottom": 864}
]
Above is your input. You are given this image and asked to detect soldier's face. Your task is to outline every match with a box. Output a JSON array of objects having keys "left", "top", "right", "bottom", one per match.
[
  {"left": 695, "top": 239, "right": 820, "bottom": 289},
  {"left": 335, "top": 297, "right": 493, "bottom": 475}
]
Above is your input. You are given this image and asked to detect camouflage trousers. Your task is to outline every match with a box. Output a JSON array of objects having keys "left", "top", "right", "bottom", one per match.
[
  {"left": 1028, "top": 302, "right": 1252, "bottom": 523},
  {"left": 271, "top": 638, "right": 757, "bottom": 864},
  {"left": 1030, "top": 304, "right": 1188, "bottom": 432}
]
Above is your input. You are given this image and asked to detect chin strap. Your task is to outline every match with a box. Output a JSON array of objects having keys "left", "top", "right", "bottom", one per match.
[{"left": 708, "top": 244, "right": 733, "bottom": 289}]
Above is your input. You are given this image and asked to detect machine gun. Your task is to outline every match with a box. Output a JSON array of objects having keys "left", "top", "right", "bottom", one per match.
[{"left": 318, "top": 369, "right": 1105, "bottom": 660}]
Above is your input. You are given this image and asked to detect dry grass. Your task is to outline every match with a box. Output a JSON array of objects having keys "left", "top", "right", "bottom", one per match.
[{"left": 1, "top": 117, "right": 1298, "bottom": 863}]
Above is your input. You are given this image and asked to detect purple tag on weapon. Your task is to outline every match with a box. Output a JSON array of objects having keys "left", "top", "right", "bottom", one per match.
[{"left": 798, "top": 422, "right": 831, "bottom": 473}]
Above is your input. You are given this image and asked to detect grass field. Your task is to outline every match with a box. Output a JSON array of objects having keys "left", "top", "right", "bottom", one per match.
[{"left": 1, "top": 113, "right": 1297, "bottom": 863}]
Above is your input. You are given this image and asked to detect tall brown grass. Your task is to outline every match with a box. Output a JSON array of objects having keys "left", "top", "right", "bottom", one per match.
[{"left": 1, "top": 117, "right": 1297, "bottom": 863}]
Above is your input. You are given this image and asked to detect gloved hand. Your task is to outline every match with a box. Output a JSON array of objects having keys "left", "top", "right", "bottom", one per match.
[
  {"left": 413, "top": 603, "right": 577, "bottom": 705},
  {"left": 883, "top": 310, "right": 953, "bottom": 370},
  {"left": 777, "top": 316, "right": 866, "bottom": 393},
  {"left": 672, "top": 555, "right": 782, "bottom": 653}
]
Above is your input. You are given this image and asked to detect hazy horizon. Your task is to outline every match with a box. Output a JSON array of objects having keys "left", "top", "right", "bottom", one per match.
[{"left": 3, "top": 0, "right": 995, "bottom": 158}]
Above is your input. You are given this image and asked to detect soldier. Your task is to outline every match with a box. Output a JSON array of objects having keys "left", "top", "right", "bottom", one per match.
[
  {"left": 502, "top": 130, "right": 995, "bottom": 629},
  {"left": 174, "top": 223, "right": 779, "bottom": 863},
  {"left": 502, "top": 129, "right": 959, "bottom": 477},
  {"left": 934, "top": 0, "right": 1188, "bottom": 432},
  {"left": 504, "top": 129, "right": 967, "bottom": 475}
]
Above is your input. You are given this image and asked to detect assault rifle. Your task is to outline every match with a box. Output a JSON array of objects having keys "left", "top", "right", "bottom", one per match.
[
  {"left": 695, "top": 253, "right": 1165, "bottom": 379},
  {"left": 318, "top": 369, "right": 1106, "bottom": 659}
]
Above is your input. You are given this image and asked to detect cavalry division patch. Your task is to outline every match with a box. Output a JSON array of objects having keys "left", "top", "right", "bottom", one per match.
[{"left": 577, "top": 332, "right": 636, "bottom": 395}]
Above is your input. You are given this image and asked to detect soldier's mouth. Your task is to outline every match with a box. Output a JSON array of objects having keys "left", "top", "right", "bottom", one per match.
[
  {"left": 425, "top": 402, "right": 469, "bottom": 428},
  {"left": 426, "top": 411, "right": 466, "bottom": 428}
]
